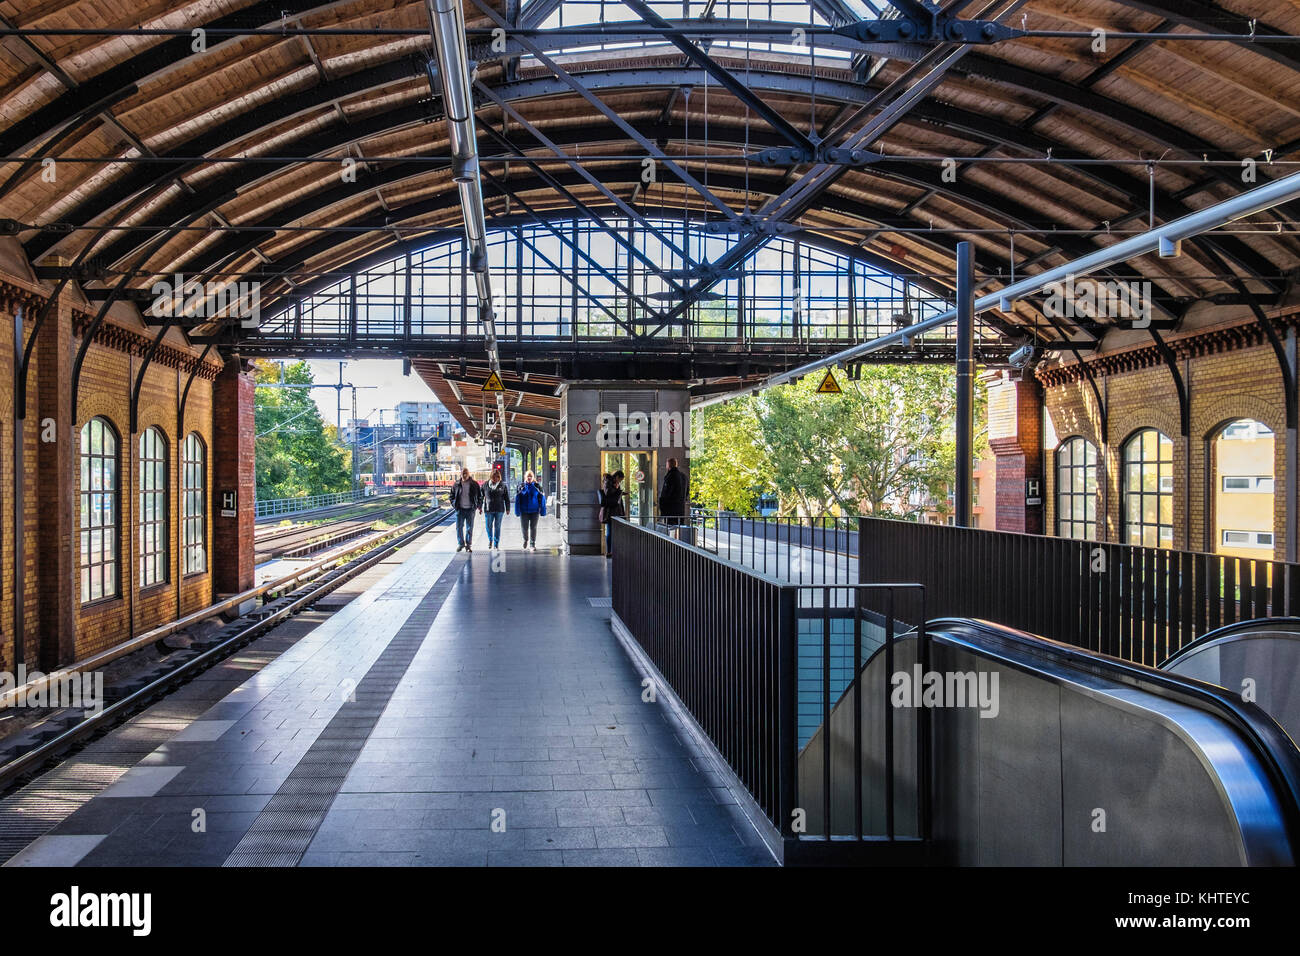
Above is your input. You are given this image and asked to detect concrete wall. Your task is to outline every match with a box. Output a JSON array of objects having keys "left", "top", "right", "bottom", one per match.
[{"left": 559, "top": 384, "right": 690, "bottom": 555}]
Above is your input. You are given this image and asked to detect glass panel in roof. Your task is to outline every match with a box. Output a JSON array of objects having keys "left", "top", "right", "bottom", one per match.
[{"left": 526, "top": 0, "right": 853, "bottom": 61}]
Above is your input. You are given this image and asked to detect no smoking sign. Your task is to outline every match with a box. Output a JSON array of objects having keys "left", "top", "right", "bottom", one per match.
[{"left": 575, "top": 419, "right": 592, "bottom": 436}]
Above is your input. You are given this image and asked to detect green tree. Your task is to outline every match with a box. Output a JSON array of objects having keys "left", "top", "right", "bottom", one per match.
[
  {"left": 689, "top": 364, "right": 988, "bottom": 518},
  {"left": 690, "top": 398, "right": 768, "bottom": 512},
  {"left": 254, "top": 360, "right": 351, "bottom": 500}
]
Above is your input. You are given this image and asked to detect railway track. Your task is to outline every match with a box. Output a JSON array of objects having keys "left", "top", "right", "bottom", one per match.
[
  {"left": 254, "top": 495, "right": 431, "bottom": 560},
  {"left": 0, "top": 508, "right": 453, "bottom": 800}
]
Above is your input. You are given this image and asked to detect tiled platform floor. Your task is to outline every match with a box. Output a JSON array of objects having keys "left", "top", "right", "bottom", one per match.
[{"left": 6, "top": 516, "right": 772, "bottom": 867}]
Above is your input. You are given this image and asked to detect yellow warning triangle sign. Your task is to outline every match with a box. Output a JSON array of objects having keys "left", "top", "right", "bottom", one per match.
[
  {"left": 481, "top": 370, "right": 505, "bottom": 392},
  {"left": 816, "top": 368, "right": 842, "bottom": 394}
]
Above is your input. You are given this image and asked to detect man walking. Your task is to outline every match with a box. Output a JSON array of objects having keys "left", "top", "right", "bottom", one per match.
[
  {"left": 658, "top": 458, "right": 689, "bottom": 525},
  {"left": 449, "top": 466, "right": 483, "bottom": 552}
]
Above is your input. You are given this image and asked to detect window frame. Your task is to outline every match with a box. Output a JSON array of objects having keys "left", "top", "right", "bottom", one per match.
[
  {"left": 182, "top": 432, "right": 208, "bottom": 576},
  {"left": 1055, "top": 436, "right": 1099, "bottom": 541},
  {"left": 80, "top": 417, "right": 120, "bottom": 604},
  {"left": 137, "top": 426, "right": 169, "bottom": 589},
  {"left": 1122, "top": 428, "right": 1175, "bottom": 549}
]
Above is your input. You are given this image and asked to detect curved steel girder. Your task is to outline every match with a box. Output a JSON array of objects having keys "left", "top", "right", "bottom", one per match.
[
  {"left": 70, "top": 137, "right": 1265, "bottom": 327},
  {"left": 135, "top": 149, "right": 1222, "bottom": 329},
  {"left": 36, "top": 65, "right": 1285, "bottom": 292},
  {"left": 180, "top": 161, "right": 1067, "bottom": 299}
]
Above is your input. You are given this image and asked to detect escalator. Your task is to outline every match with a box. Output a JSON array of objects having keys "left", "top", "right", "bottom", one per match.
[
  {"left": 798, "top": 617, "right": 1300, "bottom": 865},
  {"left": 1161, "top": 617, "right": 1300, "bottom": 749}
]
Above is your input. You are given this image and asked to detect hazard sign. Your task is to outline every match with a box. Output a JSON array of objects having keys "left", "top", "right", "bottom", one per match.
[
  {"left": 816, "top": 369, "right": 842, "bottom": 394},
  {"left": 482, "top": 370, "right": 505, "bottom": 392}
]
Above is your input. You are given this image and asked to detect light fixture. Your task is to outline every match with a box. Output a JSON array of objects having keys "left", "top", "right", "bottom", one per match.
[{"left": 1008, "top": 344, "right": 1039, "bottom": 369}]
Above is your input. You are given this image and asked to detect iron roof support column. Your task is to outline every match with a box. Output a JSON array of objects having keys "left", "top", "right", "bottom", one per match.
[{"left": 955, "top": 240, "right": 974, "bottom": 529}]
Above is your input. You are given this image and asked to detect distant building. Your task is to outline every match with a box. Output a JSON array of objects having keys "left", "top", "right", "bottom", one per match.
[{"left": 396, "top": 401, "right": 454, "bottom": 441}]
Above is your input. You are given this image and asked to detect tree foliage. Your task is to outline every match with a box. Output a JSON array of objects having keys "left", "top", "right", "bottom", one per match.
[
  {"left": 253, "top": 360, "right": 351, "bottom": 500},
  {"left": 689, "top": 364, "right": 988, "bottom": 518}
]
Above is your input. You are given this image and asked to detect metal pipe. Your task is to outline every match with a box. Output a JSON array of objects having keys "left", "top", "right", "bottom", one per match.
[
  {"left": 426, "top": 0, "right": 508, "bottom": 447},
  {"left": 695, "top": 168, "right": 1300, "bottom": 410},
  {"left": 955, "top": 242, "right": 974, "bottom": 528}
]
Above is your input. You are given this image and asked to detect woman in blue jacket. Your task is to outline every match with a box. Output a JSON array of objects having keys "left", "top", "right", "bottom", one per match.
[{"left": 514, "top": 470, "right": 547, "bottom": 551}]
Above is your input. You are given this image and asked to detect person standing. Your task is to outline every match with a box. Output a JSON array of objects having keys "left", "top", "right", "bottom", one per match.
[
  {"left": 514, "top": 469, "right": 547, "bottom": 551},
  {"left": 449, "top": 466, "right": 482, "bottom": 552},
  {"left": 657, "top": 457, "right": 688, "bottom": 525},
  {"left": 600, "top": 470, "right": 626, "bottom": 559},
  {"left": 482, "top": 466, "right": 510, "bottom": 550}
]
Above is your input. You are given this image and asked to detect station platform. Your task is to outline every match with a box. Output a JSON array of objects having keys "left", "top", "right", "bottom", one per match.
[{"left": 4, "top": 514, "right": 772, "bottom": 867}]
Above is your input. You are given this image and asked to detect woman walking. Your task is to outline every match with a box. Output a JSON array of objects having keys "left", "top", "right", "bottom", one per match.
[
  {"left": 600, "top": 470, "right": 626, "bottom": 559},
  {"left": 514, "top": 469, "right": 547, "bottom": 551},
  {"left": 482, "top": 466, "right": 510, "bottom": 550}
]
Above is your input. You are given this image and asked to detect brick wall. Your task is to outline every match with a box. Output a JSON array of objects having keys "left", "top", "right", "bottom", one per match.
[
  {"left": 212, "top": 360, "right": 255, "bottom": 595},
  {"left": 987, "top": 374, "right": 1044, "bottom": 534},
  {"left": 1037, "top": 315, "right": 1295, "bottom": 559},
  {"left": 0, "top": 273, "right": 230, "bottom": 668}
]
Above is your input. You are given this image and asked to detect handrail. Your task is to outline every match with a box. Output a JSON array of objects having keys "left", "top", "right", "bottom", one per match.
[
  {"left": 928, "top": 616, "right": 1300, "bottom": 860},
  {"left": 0, "top": 508, "right": 450, "bottom": 710},
  {"left": 1160, "top": 616, "right": 1300, "bottom": 670}
]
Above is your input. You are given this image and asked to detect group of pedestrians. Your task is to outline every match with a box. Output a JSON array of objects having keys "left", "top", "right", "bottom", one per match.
[
  {"left": 446, "top": 456, "right": 688, "bottom": 558},
  {"left": 447, "top": 466, "right": 547, "bottom": 552},
  {"left": 597, "top": 457, "right": 688, "bottom": 558}
]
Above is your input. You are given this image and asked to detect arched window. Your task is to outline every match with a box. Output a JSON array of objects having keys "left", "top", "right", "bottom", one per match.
[
  {"left": 1122, "top": 428, "right": 1174, "bottom": 549},
  {"left": 138, "top": 427, "right": 168, "bottom": 587},
  {"left": 182, "top": 433, "right": 207, "bottom": 574},
  {"left": 1056, "top": 437, "right": 1099, "bottom": 540},
  {"left": 80, "top": 417, "right": 119, "bottom": 602}
]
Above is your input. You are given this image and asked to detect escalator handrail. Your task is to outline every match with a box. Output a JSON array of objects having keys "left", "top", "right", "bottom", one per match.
[
  {"left": 925, "top": 617, "right": 1300, "bottom": 857},
  {"left": 1160, "top": 616, "right": 1300, "bottom": 670}
]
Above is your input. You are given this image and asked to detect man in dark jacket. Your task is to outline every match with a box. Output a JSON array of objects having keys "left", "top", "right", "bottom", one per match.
[
  {"left": 449, "top": 467, "right": 483, "bottom": 552},
  {"left": 658, "top": 458, "right": 689, "bottom": 524}
]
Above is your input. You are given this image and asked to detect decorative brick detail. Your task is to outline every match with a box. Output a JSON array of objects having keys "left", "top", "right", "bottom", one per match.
[{"left": 212, "top": 360, "right": 255, "bottom": 594}]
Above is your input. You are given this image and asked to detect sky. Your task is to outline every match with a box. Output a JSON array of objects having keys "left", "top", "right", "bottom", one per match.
[{"left": 305, "top": 359, "right": 441, "bottom": 429}]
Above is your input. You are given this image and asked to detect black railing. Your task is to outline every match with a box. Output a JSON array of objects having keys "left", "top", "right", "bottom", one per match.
[
  {"left": 611, "top": 518, "right": 926, "bottom": 858},
  {"left": 859, "top": 517, "right": 1300, "bottom": 667},
  {"left": 795, "top": 584, "right": 928, "bottom": 847},
  {"left": 686, "top": 510, "right": 858, "bottom": 584},
  {"left": 612, "top": 518, "right": 796, "bottom": 831}
]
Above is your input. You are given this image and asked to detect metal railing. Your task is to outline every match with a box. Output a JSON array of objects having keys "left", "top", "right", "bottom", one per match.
[
  {"left": 610, "top": 518, "right": 926, "bottom": 860},
  {"left": 686, "top": 509, "right": 858, "bottom": 585},
  {"left": 254, "top": 489, "right": 376, "bottom": 519},
  {"left": 858, "top": 517, "right": 1300, "bottom": 667}
]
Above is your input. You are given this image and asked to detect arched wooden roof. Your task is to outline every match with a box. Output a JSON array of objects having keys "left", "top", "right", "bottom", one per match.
[{"left": 2, "top": 0, "right": 1299, "bottom": 351}]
